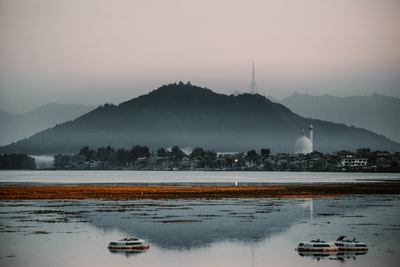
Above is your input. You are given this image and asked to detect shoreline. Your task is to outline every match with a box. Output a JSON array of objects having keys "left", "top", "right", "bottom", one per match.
[{"left": 1, "top": 182, "right": 399, "bottom": 200}]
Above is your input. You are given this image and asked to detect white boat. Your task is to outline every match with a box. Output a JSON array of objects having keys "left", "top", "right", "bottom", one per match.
[
  {"left": 334, "top": 236, "right": 368, "bottom": 251},
  {"left": 297, "top": 239, "right": 338, "bottom": 252},
  {"left": 108, "top": 237, "right": 150, "bottom": 251}
]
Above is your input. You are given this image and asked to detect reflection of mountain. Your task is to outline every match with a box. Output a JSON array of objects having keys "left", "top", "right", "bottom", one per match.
[
  {"left": 84, "top": 196, "right": 385, "bottom": 251},
  {"left": 86, "top": 199, "right": 305, "bottom": 250}
]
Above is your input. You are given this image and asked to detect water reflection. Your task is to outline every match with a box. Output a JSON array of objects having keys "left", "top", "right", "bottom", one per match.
[
  {"left": 86, "top": 198, "right": 299, "bottom": 249},
  {"left": 1, "top": 196, "right": 399, "bottom": 267},
  {"left": 338, "top": 251, "right": 368, "bottom": 261},
  {"left": 298, "top": 251, "right": 338, "bottom": 260},
  {"left": 298, "top": 251, "right": 368, "bottom": 261},
  {"left": 108, "top": 249, "right": 148, "bottom": 257}
]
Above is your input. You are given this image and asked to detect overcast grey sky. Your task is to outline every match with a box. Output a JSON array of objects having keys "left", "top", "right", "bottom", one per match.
[{"left": 1, "top": 0, "right": 399, "bottom": 113}]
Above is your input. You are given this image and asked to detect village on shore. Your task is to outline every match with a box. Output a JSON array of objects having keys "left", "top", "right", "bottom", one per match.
[
  {"left": 30, "top": 145, "right": 400, "bottom": 172},
  {"left": 1, "top": 145, "right": 400, "bottom": 172}
]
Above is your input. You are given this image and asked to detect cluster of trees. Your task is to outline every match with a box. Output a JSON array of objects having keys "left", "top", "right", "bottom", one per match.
[
  {"left": 53, "top": 145, "right": 271, "bottom": 170},
  {"left": 3, "top": 145, "right": 397, "bottom": 171},
  {"left": 51, "top": 144, "right": 400, "bottom": 172},
  {"left": 0, "top": 154, "right": 36, "bottom": 170},
  {"left": 76, "top": 145, "right": 189, "bottom": 164}
]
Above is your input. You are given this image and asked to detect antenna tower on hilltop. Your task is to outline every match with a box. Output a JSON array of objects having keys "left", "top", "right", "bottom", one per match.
[{"left": 250, "top": 61, "right": 257, "bottom": 94}]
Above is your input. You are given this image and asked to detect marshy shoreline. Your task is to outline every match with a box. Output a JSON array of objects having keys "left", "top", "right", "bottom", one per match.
[{"left": 1, "top": 182, "right": 399, "bottom": 200}]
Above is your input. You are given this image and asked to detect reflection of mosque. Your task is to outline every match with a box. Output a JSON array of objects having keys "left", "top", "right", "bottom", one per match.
[
  {"left": 299, "top": 198, "right": 313, "bottom": 222},
  {"left": 296, "top": 198, "right": 368, "bottom": 262}
]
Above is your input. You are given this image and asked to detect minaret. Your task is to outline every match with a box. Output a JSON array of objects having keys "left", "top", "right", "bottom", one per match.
[
  {"left": 309, "top": 125, "right": 314, "bottom": 151},
  {"left": 250, "top": 61, "right": 257, "bottom": 94}
]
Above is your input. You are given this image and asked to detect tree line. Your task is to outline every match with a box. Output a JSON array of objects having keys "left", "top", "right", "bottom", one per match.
[
  {"left": 2, "top": 145, "right": 398, "bottom": 171},
  {"left": 53, "top": 145, "right": 271, "bottom": 170},
  {"left": 0, "top": 154, "right": 36, "bottom": 170}
]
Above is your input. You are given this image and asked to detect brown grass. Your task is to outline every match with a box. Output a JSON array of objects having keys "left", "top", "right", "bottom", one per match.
[{"left": 0, "top": 182, "right": 399, "bottom": 200}]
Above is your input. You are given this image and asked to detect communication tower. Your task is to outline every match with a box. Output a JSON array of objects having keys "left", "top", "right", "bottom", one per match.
[{"left": 250, "top": 62, "right": 257, "bottom": 94}]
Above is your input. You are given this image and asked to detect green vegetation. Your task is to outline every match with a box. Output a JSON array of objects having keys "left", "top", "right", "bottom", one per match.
[{"left": 0, "top": 154, "right": 36, "bottom": 170}]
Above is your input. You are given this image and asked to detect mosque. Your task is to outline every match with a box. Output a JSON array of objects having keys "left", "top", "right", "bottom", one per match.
[{"left": 295, "top": 125, "right": 313, "bottom": 154}]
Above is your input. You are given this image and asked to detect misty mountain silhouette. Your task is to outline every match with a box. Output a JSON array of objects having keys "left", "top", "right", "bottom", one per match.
[
  {"left": 0, "top": 103, "right": 93, "bottom": 146},
  {"left": 1, "top": 82, "right": 399, "bottom": 154},
  {"left": 281, "top": 93, "right": 400, "bottom": 143}
]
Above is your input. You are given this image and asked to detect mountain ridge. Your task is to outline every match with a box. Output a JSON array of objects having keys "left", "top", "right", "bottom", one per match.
[
  {"left": 1, "top": 83, "right": 399, "bottom": 154},
  {"left": 0, "top": 103, "right": 94, "bottom": 146},
  {"left": 281, "top": 92, "right": 400, "bottom": 143}
]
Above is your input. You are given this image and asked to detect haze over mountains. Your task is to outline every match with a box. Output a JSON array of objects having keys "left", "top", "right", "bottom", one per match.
[
  {"left": 0, "top": 103, "right": 93, "bottom": 146},
  {"left": 1, "top": 82, "right": 398, "bottom": 155},
  {"left": 281, "top": 93, "right": 400, "bottom": 143}
]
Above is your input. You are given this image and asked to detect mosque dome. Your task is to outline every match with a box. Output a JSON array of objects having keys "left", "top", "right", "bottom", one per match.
[{"left": 295, "top": 135, "right": 313, "bottom": 154}]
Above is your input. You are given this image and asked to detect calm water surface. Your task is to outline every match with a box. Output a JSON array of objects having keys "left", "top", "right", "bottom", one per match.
[
  {"left": 1, "top": 196, "right": 399, "bottom": 267},
  {"left": 1, "top": 171, "right": 399, "bottom": 266},
  {"left": 1, "top": 170, "right": 399, "bottom": 184}
]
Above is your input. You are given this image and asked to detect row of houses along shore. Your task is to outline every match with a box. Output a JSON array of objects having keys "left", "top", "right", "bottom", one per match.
[{"left": 51, "top": 146, "right": 400, "bottom": 172}]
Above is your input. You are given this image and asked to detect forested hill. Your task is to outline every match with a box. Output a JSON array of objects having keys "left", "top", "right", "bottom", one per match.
[{"left": 1, "top": 82, "right": 399, "bottom": 154}]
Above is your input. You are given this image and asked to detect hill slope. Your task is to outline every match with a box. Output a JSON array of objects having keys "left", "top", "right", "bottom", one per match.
[
  {"left": 1, "top": 83, "right": 399, "bottom": 154},
  {"left": 281, "top": 93, "right": 400, "bottom": 143},
  {"left": 0, "top": 103, "right": 93, "bottom": 146}
]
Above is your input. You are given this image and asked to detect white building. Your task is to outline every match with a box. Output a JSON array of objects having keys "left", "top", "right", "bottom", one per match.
[
  {"left": 295, "top": 125, "right": 314, "bottom": 154},
  {"left": 341, "top": 157, "right": 368, "bottom": 167}
]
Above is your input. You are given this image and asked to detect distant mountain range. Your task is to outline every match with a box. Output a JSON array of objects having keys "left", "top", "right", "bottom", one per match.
[
  {"left": 281, "top": 93, "right": 400, "bottom": 143},
  {"left": 0, "top": 103, "right": 93, "bottom": 146},
  {"left": 1, "top": 82, "right": 399, "bottom": 154}
]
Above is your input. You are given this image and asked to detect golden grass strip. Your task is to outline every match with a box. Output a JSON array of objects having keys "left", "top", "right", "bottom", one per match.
[{"left": 0, "top": 183, "right": 399, "bottom": 200}]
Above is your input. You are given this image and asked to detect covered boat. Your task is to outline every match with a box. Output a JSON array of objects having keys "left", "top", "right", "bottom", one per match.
[
  {"left": 297, "top": 239, "right": 338, "bottom": 252},
  {"left": 334, "top": 236, "right": 368, "bottom": 251},
  {"left": 108, "top": 237, "right": 150, "bottom": 251}
]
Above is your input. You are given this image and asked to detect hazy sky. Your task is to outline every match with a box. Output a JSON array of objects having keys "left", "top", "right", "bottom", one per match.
[{"left": 1, "top": 0, "right": 399, "bottom": 113}]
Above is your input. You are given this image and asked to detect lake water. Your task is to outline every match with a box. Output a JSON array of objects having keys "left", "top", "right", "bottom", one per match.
[
  {"left": 1, "top": 171, "right": 399, "bottom": 267},
  {"left": 1, "top": 170, "right": 399, "bottom": 185}
]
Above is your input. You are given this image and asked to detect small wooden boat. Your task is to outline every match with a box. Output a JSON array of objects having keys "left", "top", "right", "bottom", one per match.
[
  {"left": 334, "top": 236, "right": 368, "bottom": 251},
  {"left": 297, "top": 239, "right": 338, "bottom": 252},
  {"left": 108, "top": 237, "right": 149, "bottom": 251}
]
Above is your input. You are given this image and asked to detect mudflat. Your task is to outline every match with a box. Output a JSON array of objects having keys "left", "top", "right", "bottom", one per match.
[{"left": 1, "top": 182, "right": 399, "bottom": 200}]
